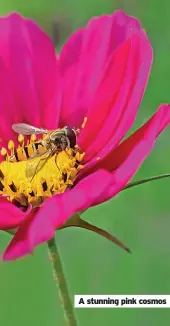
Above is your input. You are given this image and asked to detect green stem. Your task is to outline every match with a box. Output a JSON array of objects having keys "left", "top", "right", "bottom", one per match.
[
  {"left": 123, "top": 173, "right": 170, "bottom": 191},
  {"left": 47, "top": 236, "right": 78, "bottom": 326}
]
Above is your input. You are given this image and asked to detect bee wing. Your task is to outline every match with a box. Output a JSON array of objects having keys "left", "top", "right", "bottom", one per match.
[
  {"left": 12, "top": 123, "right": 48, "bottom": 135},
  {"left": 26, "top": 152, "right": 52, "bottom": 178}
]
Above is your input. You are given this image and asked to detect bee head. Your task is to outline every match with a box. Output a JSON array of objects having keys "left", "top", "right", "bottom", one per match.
[{"left": 64, "top": 126, "right": 77, "bottom": 148}]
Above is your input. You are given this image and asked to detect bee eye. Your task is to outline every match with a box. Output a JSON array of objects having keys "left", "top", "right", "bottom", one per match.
[
  {"left": 66, "top": 127, "right": 76, "bottom": 148},
  {"left": 54, "top": 136, "right": 60, "bottom": 145}
]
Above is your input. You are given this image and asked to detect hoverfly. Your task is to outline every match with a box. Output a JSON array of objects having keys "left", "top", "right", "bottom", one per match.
[{"left": 10, "top": 123, "right": 80, "bottom": 180}]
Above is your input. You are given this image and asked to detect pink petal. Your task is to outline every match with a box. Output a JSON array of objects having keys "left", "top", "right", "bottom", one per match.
[
  {"left": 0, "top": 196, "right": 31, "bottom": 229},
  {"left": 2, "top": 170, "right": 112, "bottom": 260},
  {"left": 90, "top": 104, "right": 170, "bottom": 205},
  {"left": 2, "top": 208, "right": 38, "bottom": 261},
  {"left": 25, "top": 17, "right": 61, "bottom": 129},
  {"left": 0, "top": 13, "right": 60, "bottom": 147},
  {"left": 79, "top": 31, "right": 152, "bottom": 161},
  {"left": 59, "top": 10, "right": 141, "bottom": 128}
]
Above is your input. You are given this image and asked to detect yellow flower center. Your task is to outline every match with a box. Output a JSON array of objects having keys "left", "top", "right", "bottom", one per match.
[{"left": 0, "top": 132, "right": 85, "bottom": 210}]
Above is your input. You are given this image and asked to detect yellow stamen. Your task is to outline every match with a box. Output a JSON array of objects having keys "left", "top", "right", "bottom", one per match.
[
  {"left": 81, "top": 117, "right": 87, "bottom": 129},
  {"left": 8, "top": 140, "right": 15, "bottom": 156},
  {"left": 1, "top": 147, "right": 7, "bottom": 157},
  {"left": 0, "top": 146, "right": 84, "bottom": 209},
  {"left": 18, "top": 134, "right": 24, "bottom": 147},
  {"left": 30, "top": 134, "right": 36, "bottom": 143}
]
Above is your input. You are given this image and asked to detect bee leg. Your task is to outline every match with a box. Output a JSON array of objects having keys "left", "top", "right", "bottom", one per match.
[
  {"left": 69, "top": 145, "right": 79, "bottom": 157},
  {"left": 55, "top": 154, "right": 61, "bottom": 172},
  {"left": 75, "top": 128, "right": 81, "bottom": 135}
]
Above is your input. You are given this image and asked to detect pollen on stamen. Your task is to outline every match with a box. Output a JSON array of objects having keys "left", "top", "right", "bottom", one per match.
[
  {"left": 81, "top": 117, "right": 87, "bottom": 129},
  {"left": 0, "top": 145, "right": 84, "bottom": 209},
  {"left": 18, "top": 134, "right": 25, "bottom": 147},
  {"left": 1, "top": 147, "right": 8, "bottom": 160},
  {"left": 8, "top": 140, "right": 15, "bottom": 156},
  {"left": 0, "top": 133, "right": 38, "bottom": 163},
  {"left": 30, "top": 134, "right": 36, "bottom": 143}
]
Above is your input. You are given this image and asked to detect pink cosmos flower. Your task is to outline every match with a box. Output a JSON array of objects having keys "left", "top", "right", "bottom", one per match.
[{"left": 0, "top": 10, "right": 170, "bottom": 261}]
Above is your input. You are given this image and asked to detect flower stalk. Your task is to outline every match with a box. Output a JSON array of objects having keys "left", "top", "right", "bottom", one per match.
[{"left": 47, "top": 236, "right": 78, "bottom": 326}]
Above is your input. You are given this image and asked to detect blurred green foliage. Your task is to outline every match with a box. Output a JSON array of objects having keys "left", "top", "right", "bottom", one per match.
[{"left": 0, "top": 0, "right": 170, "bottom": 325}]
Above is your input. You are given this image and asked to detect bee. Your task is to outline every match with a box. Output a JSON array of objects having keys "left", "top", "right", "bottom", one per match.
[{"left": 10, "top": 123, "right": 79, "bottom": 179}]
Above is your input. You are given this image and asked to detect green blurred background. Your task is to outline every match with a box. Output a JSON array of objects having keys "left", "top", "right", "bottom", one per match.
[{"left": 1, "top": 0, "right": 170, "bottom": 325}]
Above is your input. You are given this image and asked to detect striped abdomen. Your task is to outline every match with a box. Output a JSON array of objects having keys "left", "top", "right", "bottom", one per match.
[{"left": 10, "top": 141, "right": 47, "bottom": 162}]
